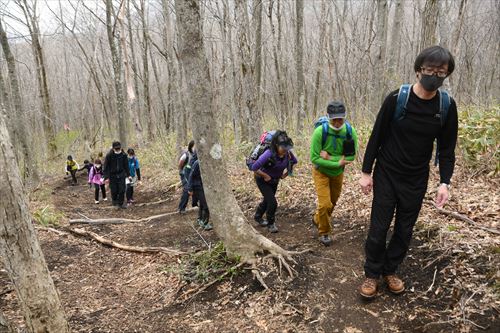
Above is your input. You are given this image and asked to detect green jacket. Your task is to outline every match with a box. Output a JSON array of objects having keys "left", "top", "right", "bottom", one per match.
[{"left": 310, "top": 123, "right": 359, "bottom": 177}]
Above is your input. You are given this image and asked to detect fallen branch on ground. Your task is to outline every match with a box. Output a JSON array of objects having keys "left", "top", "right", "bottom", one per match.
[
  {"left": 35, "top": 226, "right": 68, "bottom": 236},
  {"left": 68, "top": 228, "right": 185, "bottom": 255},
  {"left": 69, "top": 207, "right": 197, "bottom": 225},
  {"left": 424, "top": 201, "right": 500, "bottom": 235},
  {"left": 100, "top": 198, "right": 173, "bottom": 209}
]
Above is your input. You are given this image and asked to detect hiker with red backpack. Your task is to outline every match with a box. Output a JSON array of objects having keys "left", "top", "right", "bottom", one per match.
[
  {"left": 358, "top": 46, "right": 458, "bottom": 299},
  {"left": 310, "top": 101, "right": 359, "bottom": 246},
  {"left": 248, "top": 131, "right": 297, "bottom": 233}
]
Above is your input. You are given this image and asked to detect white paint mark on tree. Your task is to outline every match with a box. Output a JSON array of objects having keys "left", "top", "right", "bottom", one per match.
[{"left": 210, "top": 143, "right": 222, "bottom": 160}]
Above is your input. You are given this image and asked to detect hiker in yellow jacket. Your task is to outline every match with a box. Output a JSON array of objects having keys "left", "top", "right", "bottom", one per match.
[
  {"left": 310, "top": 101, "right": 358, "bottom": 246},
  {"left": 65, "top": 155, "right": 79, "bottom": 185}
]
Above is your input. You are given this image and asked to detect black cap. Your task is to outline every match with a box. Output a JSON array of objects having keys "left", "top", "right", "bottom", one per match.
[
  {"left": 112, "top": 141, "right": 121, "bottom": 149},
  {"left": 327, "top": 101, "right": 346, "bottom": 119},
  {"left": 277, "top": 135, "right": 294, "bottom": 151}
]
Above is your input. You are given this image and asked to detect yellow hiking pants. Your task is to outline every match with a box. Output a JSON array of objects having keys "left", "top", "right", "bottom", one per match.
[{"left": 312, "top": 168, "right": 344, "bottom": 236}]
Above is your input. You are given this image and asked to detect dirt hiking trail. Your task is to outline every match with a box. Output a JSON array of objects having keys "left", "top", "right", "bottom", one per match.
[{"left": 1, "top": 170, "right": 498, "bottom": 333}]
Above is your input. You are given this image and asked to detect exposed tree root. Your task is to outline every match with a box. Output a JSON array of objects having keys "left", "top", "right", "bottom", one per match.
[
  {"left": 69, "top": 208, "right": 196, "bottom": 225},
  {"left": 175, "top": 262, "right": 245, "bottom": 304},
  {"left": 68, "top": 228, "right": 185, "bottom": 256}
]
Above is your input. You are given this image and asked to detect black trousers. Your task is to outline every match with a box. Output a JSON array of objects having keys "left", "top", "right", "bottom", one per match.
[
  {"left": 193, "top": 185, "right": 209, "bottom": 223},
  {"left": 126, "top": 184, "right": 134, "bottom": 201},
  {"left": 364, "top": 163, "right": 428, "bottom": 278},
  {"left": 178, "top": 174, "right": 198, "bottom": 211},
  {"left": 94, "top": 184, "right": 106, "bottom": 201},
  {"left": 109, "top": 177, "right": 126, "bottom": 206},
  {"left": 254, "top": 176, "right": 279, "bottom": 225},
  {"left": 69, "top": 170, "right": 77, "bottom": 184}
]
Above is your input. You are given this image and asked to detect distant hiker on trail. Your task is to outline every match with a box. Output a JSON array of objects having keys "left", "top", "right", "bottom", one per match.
[
  {"left": 178, "top": 140, "right": 198, "bottom": 213},
  {"left": 187, "top": 159, "right": 212, "bottom": 231},
  {"left": 310, "top": 101, "right": 359, "bottom": 246},
  {"left": 358, "top": 46, "right": 458, "bottom": 299},
  {"left": 126, "top": 148, "right": 141, "bottom": 206},
  {"left": 78, "top": 159, "right": 93, "bottom": 174},
  {"left": 249, "top": 131, "right": 297, "bottom": 234},
  {"left": 65, "top": 155, "right": 79, "bottom": 186},
  {"left": 103, "top": 141, "right": 131, "bottom": 209},
  {"left": 88, "top": 159, "right": 107, "bottom": 204}
]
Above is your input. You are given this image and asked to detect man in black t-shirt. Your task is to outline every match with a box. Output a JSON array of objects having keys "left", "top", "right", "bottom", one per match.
[{"left": 358, "top": 46, "right": 458, "bottom": 299}]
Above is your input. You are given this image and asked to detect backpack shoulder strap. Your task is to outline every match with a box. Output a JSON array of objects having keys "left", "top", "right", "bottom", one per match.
[
  {"left": 438, "top": 89, "right": 451, "bottom": 127},
  {"left": 321, "top": 122, "right": 329, "bottom": 146},
  {"left": 434, "top": 89, "right": 452, "bottom": 166},
  {"left": 394, "top": 84, "right": 411, "bottom": 121},
  {"left": 345, "top": 121, "right": 352, "bottom": 139}
]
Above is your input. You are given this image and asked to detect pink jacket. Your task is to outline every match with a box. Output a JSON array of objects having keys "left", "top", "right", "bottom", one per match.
[{"left": 88, "top": 166, "right": 104, "bottom": 185}]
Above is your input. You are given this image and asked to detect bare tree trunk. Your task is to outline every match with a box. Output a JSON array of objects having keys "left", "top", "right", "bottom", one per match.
[
  {"left": 253, "top": 0, "right": 263, "bottom": 125},
  {"left": 18, "top": 0, "right": 55, "bottom": 150},
  {"left": 420, "top": 0, "right": 439, "bottom": 49},
  {"left": 150, "top": 48, "right": 168, "bottom": 135},
  {"left": 221, "top": 0, "right": 241, "bottom": 144},
  {"left": 0, "top": 20, "right": 38, "bottom": 182},
  {"left": 312, "top": 0, "right": 327, "bottom": 118},
  {"left": 268, "top": 0, "right": 288, "bottom": 128},
  {"left": 106, "top": 0, "right": 128, "bottom": 147},
  {"left": 388, "top": 0, "right": 403, "bottom": 87},
  {"left": 58, "top": 0, "right": 74, "bottom": 128},
  {"left": 235, "top": 0, "right": 259, "bottom": 141},
  {"left": 126, "top": 0, "right": 145, "bottom": 146},
  {"left": 0, "top": 112, "right": 70, "bottom": 333},
  {"left": 161, "top": 0, "right": 185, "bottom": 153},
  {"left": 374, "top": 0, "right": 388, "bottom": 104},
  {"left": 295, "top": 0, "right": 305, "bottom": 132},
  {"left": 175, "top": 0, "right": 294, "bottom": 261},
  {"left": 138, "top": 0, "right": 154, "bottom": 140}
]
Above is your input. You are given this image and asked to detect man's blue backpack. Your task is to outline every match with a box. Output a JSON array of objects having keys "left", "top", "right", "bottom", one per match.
[
  {"left": 313, "top": 117, "right": 355, "bottom": 156},
  {"left": 394, "top": 84, "right": 451, "bottom": 165}
]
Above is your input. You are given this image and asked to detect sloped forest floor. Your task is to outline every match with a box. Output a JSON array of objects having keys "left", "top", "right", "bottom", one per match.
[{"left": 1, "top": 160, "right": 499, "bottom": 333}]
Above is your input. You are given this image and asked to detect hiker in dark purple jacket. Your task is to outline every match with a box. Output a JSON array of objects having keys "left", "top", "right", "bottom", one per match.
[{"left": 251, "top": 131, "right": 297, "bottom": 233}]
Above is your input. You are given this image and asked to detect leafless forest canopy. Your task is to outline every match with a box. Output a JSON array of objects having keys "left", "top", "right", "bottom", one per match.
[{"left": 0, "top": 0, "right": 498, "bottom": 168}]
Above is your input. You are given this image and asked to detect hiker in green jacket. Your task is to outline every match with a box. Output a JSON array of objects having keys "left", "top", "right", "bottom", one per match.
[{"left": 310, "top": 101, "right": 359, "bottom": 246}]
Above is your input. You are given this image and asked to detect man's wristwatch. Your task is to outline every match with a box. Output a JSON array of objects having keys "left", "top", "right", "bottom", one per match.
[{"left": 439, "top": 183, "right": 451, "bottom": 190}]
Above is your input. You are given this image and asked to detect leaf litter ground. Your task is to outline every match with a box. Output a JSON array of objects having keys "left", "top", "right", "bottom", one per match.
[{"left": 1, "top": 160, "right": 498, "bottom": 333}]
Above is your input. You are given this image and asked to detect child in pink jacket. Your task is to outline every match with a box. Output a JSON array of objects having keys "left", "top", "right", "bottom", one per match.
[{"left": 88, "top": 159, "right": 107, "bottom": 204}]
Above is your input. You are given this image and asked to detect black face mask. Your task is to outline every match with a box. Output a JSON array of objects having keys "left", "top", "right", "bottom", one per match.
[{"left": 420, "top": 74, "right": 445, "bottom": 92}]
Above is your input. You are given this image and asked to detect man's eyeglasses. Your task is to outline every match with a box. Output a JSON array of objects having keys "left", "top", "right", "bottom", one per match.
[{"left": 420, "top": 67, "right": 448, "bottom": 78}]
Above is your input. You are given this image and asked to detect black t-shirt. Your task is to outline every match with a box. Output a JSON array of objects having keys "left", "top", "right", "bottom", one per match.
[{"left": 362, "top": 86, "right": 458, "bottom": 184}]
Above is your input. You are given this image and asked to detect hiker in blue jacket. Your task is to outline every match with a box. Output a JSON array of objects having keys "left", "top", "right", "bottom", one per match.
[
  {"left": 359, "top": 46, "right": 458, "bottom": 299},
  {"left": 126, "top": 148, "right": 141, "bottom": 205}
]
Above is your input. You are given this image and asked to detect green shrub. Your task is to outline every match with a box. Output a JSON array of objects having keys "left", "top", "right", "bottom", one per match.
[
  {"left": 33, "top": 205, "right": 64, "bottom": 227},
  {"left": 458, "top": 105, "right": 499, "bottom": 175}
]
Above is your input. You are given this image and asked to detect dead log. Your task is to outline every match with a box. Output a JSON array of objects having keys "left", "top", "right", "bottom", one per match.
[
  {"left": 425, "top": 201, "right": 500, "bottom": 235},
  {"left": 68, "top": 228, "right": 185, "bottom": 255}
]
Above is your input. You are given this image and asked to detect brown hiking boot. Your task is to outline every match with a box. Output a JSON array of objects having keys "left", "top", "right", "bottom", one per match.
[
  {"left": 383, "top": 275, "right": 405, "bottom": 294},
  {"left": 359, "top": 278, "right": 378, "bottom": 299}
]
